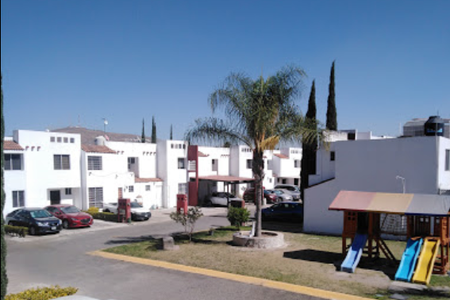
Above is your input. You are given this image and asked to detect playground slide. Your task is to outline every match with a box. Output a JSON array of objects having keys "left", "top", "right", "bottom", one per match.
[
  {"left": 394, "top": 238, "right": 423, "bottom": 282},
  {"left": 412, "top": 238, "right": 440, "bottom": 285},
  {"left": 341, "top": 233, "right": 368, "bottom": 273}
]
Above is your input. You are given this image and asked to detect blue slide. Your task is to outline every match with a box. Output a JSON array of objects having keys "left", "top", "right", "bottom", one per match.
[
  {"left": 395, "top": 238, "right": 423, "bottom": 282},
  {"left": 341, "top": 233, "right": 368, "bottom": 273}
]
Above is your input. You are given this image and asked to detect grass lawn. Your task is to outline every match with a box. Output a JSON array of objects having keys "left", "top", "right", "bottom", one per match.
[{"left": 103, "top": 223, "right": 449, "bottom": 299}]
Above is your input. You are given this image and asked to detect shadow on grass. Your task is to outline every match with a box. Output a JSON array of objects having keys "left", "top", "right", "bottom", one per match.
[
  {"left": 262, "top": 221, "right": 303, "bottom": 233},
  {"left": 284, "top": 249, "right": 399, "bottom": 279}
]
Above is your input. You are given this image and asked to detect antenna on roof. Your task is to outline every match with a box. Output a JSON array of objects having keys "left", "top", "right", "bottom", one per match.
[{"left": 103, "top": 118, "right": 108, "bottom": 132}]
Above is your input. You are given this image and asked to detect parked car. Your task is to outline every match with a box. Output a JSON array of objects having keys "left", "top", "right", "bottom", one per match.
[
  {"left": 205, "top": 192, "right": 243, "bottom": 207},
  {"left": 243, "top": 188, "right": 275, "bottom": 203},
  {"left": 274, "top": 184, "right": 301, "bottom": 201},
  {"left": 6, "top": 208, "right": 62, "bottom": 235},
  {"left": 45, "top": 204, "right": 93, "bottom": 229},
  {"left": 261, "top": 202, "right": 303, "bottom": 222},
  {"left": 265, "top": 189, "right": 293, "bottom": 202},
  {"left": 103, "top": 201, "right": 151, "bottom": 221}
]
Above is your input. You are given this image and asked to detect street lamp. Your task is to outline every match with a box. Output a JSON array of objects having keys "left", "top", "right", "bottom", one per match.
[{"left": 396, "top": 175, "right": 406, "bottom": 194}]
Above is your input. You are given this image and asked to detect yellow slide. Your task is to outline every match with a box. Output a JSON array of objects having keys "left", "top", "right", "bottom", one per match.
[{"left": 412, "top": 238, "right": 440, "bottom": 285}]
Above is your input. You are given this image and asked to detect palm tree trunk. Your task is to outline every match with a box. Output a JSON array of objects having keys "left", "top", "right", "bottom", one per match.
[{"left": 252, "top": 149, "right": 264, "bottom": 237}]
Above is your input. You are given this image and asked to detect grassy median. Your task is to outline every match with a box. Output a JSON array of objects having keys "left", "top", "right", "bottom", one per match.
[{"left": 103, "top": 224, "right": 449, "bottom": 299}]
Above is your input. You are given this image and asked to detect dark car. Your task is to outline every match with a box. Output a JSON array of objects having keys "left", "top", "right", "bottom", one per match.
[
  {"left": 45, "top": 204, "right": 94, "bottom": 229},
  {"left": 261, "top": 202, "right": 303, "bottom": 222},
  {"left": 6, "top": 208, "right": 62, "bottom": 235}
]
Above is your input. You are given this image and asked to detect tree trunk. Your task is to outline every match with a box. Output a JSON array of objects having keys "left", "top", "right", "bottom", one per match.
[{"left": 252, "top": 149, "right": 265, "bottom": 237}]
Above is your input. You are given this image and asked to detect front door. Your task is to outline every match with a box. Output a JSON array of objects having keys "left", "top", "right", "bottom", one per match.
[{"left": 50, "top": 190, "right": 61, "bottom": 205}]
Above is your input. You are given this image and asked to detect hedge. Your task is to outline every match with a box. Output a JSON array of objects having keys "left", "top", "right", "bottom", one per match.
[
  {"left": 4, "top": 225, "right": 28, "bottom": 237},
  {"left": 90, "top": 212, "right": 118, "bottom": 222},
  {"left": 5, "top": 285, "right": 77, "bottom": 300}
]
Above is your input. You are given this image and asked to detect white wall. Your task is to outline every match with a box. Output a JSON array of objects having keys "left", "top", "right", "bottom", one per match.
[
  {"left": 304, "top": 136, "right": 447, "bottom": 235},
  {"left": 11, "top": 130, "right": 82, "bottom": 210},
  {"left": 157, "top": 139, "right": 188, "bottom": 208}
]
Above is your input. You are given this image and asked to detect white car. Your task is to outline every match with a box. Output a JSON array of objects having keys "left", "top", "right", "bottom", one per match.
[
  {"left": 205, "top": 192, "right": 244, "bottom": 207},
  {"left": 103, "top": 201, "right": 151, "bottom": 221}
]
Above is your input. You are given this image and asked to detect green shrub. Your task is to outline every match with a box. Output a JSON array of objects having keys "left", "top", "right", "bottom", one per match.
[
  {"left": 227, "top": 207, "right": 250, "bottom": 230},
  {"left": 4, "top": 225, "right": 28, "bottom": 237},
  {"left": 170, "top": 206, "right": 203, "bottom": 242},
  {"left": 90, "top": 212, "right": 118, "bottom": 222},
  {"left": 5, "top": 285, "right": 77, "bottom": 300}
]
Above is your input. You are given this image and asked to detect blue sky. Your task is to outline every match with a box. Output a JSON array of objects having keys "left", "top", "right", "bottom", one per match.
[{"left": 2, "top": 0, "right": 449, "bottom": 140}]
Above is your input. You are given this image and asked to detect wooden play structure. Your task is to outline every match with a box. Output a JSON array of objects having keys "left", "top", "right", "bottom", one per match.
[{"left": 329, "top": 191, "right": 450, "bottom": 279}]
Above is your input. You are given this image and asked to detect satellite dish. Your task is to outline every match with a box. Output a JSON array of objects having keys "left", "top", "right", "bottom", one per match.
[{"left": 103, "top": 119, "right": 108, "bottom": 125}]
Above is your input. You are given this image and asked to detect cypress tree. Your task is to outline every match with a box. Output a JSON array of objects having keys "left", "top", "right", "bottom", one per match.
[
  {"left": 141, "top": 119, "right": 146, "bottom": 143},
  {"left": 170, "top": 124, "right": 173, "bottom": 140},
  {"left": 1, "top": 74, "right": 8, "bottom": 298},
  {"left": 300, "top": 80, "right": 317, "bottom": 199},
  {"left": 151, "top": 116, "right": 157, "bottom": 143},
  {"left": 326, "top": 61, "right": 337, "bottom": 131}
]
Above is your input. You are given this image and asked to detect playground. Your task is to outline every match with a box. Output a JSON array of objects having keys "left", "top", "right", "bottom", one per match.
[{"left": 329, "top": 191, "right": 450, "bottom": 285}]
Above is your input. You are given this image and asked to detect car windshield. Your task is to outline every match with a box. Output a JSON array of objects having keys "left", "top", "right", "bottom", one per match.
[
  {"left": 61, "top": 206, "right": 80, "bottom": 214},
  {"left": 30, "top": 210, "right": 52, "bottom": 218},
  {"left": 130, "top": 202, "right": 143, "bottom": 208}
]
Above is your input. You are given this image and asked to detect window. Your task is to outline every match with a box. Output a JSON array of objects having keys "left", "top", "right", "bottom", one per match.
[
  {"left": 128, "top": 186, "right": 134, "bottom": 192},
  {"left": 145, "top": 185, "right": 151, "bottom": 191},
  {"left": 5, "top": 154, "right": 23, "bottom": 170},
  {"left": 88, "top": 156, "right": 103, "bottom": 170},
  {"left": 294, "top": 160, "right": 300, "bottom": 168},
  {"left": 246, "top": 159, "right": 252, "bottom": 169},
  {"left": 65, "top": 188, "right": 72, "bottom": 195},
  {"left": 63, "top": 137, "right": 68, "bottom": 143},
  {"left": 212, "top": 159, "right": 218, "bottom": 171},
  {"left": 446, "top": 149, "right": 450, "bottom": 171},
  {"left": 267, "top": 159, "right": 273, "bottom": 170},
  {"left": 12, "top": 191, "right": 25, "bottom": 207},
  {"left": 57, "top": 137, "right": 62, "bottom": 143},
  {"left": 70, "top": 138, "right": 75, "bottom": 143},
  {"left": 330, "top": 151, "right": 335, "bottom": 161},
  {"left": 178, "top": 183, "right": 187, "bottom": 194},
  {"left": 54, "top": 155, "right": 70, "bottom": 170},
  {"left": 128, "top": 157, "right": 136, "bottom": 170},
  {"left": 178, "top": 158, "right": 185, "bottom": 169},
  {"left": 89, "top": 187, "right": 103, "bottom": 208},
  {"left": 50, "top": 137, "right": 55, "bottom": 142}
]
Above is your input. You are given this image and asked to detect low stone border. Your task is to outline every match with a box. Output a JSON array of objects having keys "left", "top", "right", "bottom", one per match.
[{"left": 232, "top": 231, "right": 285, "bottom": 249}]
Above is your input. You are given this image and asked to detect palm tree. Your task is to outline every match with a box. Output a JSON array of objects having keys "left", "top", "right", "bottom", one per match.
[{"left": 185, "top": 65, "right": 318, "bottom": 237}]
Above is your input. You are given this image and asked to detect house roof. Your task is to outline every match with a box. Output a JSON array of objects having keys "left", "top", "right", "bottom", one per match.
[
  {"left": 135, "top": 177, "right": 163, "bottom": 183},
  {"left": 329, "top": 190, "right": 450, "bottom": 216},
  {"left": 273, "top": 153, "right": 288, "bottom": 159},
  {"left": 52, "top": 127, "right": 152, "bottom": 145},
  {"left": 198, "top": 175, "right": 254, "bottom": 183},
  {"left": 198, "top": 151, "right": 209, "bottom": 157},
  {"left": 4, "top": 140, "right": 24, "bottom": 151},
  {"left": 81, "top": 145, "right": 117, "bottom": 154}
]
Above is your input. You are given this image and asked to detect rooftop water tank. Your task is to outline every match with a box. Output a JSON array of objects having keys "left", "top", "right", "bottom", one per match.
[{"left": 424, "top": 116, "right": 445, "bottom": 136}]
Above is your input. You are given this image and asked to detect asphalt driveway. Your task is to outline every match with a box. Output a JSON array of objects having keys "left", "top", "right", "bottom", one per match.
[{"left": 5, "top": 205, "right": 326, "bottom": 300}]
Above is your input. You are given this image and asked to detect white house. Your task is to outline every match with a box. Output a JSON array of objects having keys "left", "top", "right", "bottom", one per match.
[
  {"left": 3, "top": 130, "right": 82, "bottom": 216},
  {"left": 304, "top": 135, "right": 450, "bottom": 235},
  {"left": 4, "top": 126, "right": 305, "bottom": 215}
]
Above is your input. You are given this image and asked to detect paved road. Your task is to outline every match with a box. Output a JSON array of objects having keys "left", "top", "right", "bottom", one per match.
[{"left": 5, "top": 206, "right": 325, "bottom": 300}]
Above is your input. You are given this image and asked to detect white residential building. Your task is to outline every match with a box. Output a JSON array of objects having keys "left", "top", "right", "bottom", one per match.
[
  {"left": 304, "top": 135, "right": 450, "bottom": 235},
  {"left": 3, "top": 127, "right": 304, "bottom": 216},
  {"left": 4, "top": 130, "right": 82, "bottom": 215}
]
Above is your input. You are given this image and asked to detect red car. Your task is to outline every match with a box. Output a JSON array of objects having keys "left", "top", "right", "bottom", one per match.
[
  {"left": 45, "top": 204, "right": 93, "bottom": 229},
  {"left": 243, "top": 187, "right": 277, "bottom": 203}
]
